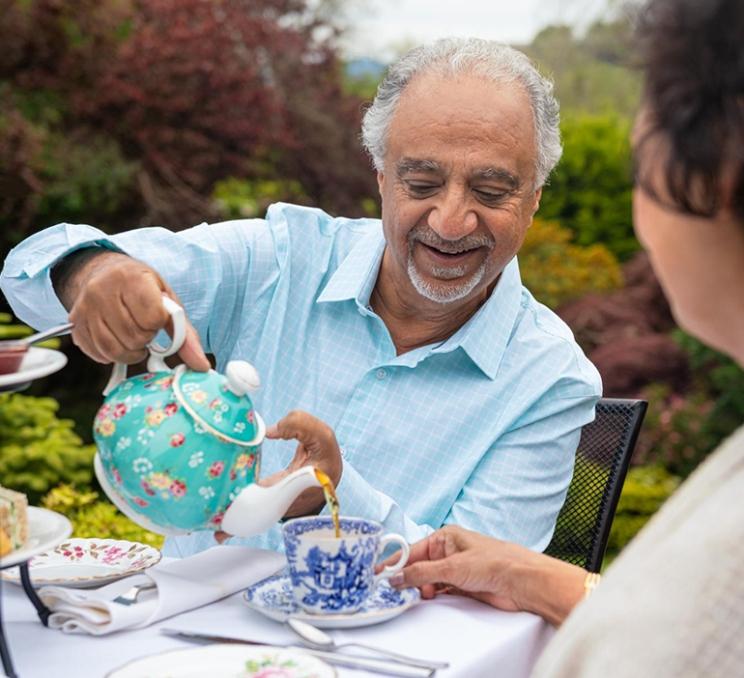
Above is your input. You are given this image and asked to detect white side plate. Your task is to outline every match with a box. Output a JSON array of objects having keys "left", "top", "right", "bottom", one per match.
[
  {"left": 0, "top": 506, "right": 72, "bottom": 569},
  {"left": 106, "top": 644, "right": 336, "bottom": 678},
  {"left": 0, "top": 346, "right": 68, "bottom": 389}
]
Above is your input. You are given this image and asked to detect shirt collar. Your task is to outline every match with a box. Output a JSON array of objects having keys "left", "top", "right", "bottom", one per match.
[
  {"left": 316, "top": 227, "right": 385, "bottom": 308},
  {"left": 432, "top": 257, "right": 523, "bottom": 380},
  {"left": 318, "top": 229, "right": 523, "bottom": 381}
]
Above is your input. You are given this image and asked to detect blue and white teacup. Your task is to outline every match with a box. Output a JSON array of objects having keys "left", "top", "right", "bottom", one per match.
[{"left": 282, "top": 516, "right": 410, "bottom": 615}]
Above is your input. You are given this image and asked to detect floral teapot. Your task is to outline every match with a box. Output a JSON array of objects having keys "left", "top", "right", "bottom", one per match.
[{"left": 92, "top": 296, "right": 321, "bottom": 537}]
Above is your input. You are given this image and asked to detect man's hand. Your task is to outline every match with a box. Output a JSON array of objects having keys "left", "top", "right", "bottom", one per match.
[
  {"left": 214, "top": 410, "right": 343, "bottom": 545},
  {"left": 59, "top": 250, "right": 210, "bottom": 370},
  {"left": 262, "top": 410, "right": 343, "bottom": 518}
]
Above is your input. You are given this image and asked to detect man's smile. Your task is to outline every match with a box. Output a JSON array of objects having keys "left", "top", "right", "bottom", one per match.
[
  {"left": 417, "top": 240, "right": 485, "bottom": 267},
  {"left": 408, "top": 226, "right": 495, "bottom": 277}
]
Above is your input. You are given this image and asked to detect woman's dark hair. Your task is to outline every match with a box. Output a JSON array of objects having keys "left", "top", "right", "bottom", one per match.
[{"left": 635, "top": 0, "right": 744, "bottom": 221}]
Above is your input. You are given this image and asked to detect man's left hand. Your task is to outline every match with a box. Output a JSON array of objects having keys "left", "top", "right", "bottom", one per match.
[
  {"left": 215, "top": 410, "right": 342, "bottom": 544},
  {"left": 262, "top": 410, "right": 343, "bottom": 517}
]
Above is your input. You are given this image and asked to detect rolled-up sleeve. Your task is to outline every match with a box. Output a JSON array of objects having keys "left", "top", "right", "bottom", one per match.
[{"left": 0, "top": 219, "right": 279, "bottom": 356}]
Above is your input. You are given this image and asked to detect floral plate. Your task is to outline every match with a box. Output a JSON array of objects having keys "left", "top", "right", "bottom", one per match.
[
  {"left": 242, "top": 572, "right": 420, "bottom": 629},
  {"left": 106, "top": 644, "right": 336, "bottom": 678},
  {"left": 1, "top": 537, "right": 161, "bottom": 588}
]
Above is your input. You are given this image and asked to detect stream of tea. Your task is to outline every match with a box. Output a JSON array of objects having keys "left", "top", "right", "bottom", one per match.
[{"left": 314, "top": 468, "right": 340, "bottom": 538}]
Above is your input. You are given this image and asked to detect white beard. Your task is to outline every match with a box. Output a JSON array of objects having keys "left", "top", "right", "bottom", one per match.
[{"left": 406, "top": 255, "right": 488, "bottom": 304}]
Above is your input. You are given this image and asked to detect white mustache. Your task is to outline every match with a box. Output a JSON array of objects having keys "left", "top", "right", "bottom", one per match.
[{"left": 408, "top": 226, "right": 495, "bottom": 254}]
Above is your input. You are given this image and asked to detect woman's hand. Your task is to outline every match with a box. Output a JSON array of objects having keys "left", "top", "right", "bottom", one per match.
[{"left": 386, "top": 525, "right": 587, "bottom": 626}]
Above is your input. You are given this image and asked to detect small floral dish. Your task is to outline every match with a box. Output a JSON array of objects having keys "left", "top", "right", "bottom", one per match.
[
  {"left": 1, "top": 537, "right": 161, "bottom": 588},
  {"left": 106, "top": 644, "right": 336, "bottom": 678},
  {"left": 242, "top": 572, "right": 420, "bottom": 629}
]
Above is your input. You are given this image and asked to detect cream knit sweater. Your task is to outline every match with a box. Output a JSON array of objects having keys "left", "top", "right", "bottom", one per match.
[{"left": 532, "top": 424, "right": 744, "bottom": 678}]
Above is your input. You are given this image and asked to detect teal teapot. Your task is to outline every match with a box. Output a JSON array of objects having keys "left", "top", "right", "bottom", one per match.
[{"left": 93, "top": 297, "right": 321, "bottom": 537}]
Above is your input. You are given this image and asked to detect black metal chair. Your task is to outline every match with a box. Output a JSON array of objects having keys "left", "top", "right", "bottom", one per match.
[{"left": 544, "top": 398, "right": 648, "bottom": 572}]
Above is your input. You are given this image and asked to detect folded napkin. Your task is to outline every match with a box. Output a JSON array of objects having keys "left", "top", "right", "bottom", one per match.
[{"left": 38, "top": 545, "right": 285, "bottom": 635}]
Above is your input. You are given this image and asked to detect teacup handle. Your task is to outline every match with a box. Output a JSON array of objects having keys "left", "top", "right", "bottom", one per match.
[
  {"left": 374, "top": 534, "right": 410, "bottom": 584},
  {"left": 102, "top": 295, "right": 186, "bottom": 395}
]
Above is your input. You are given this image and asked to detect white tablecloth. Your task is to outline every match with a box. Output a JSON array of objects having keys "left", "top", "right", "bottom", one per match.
[{"left": 1, "top": 576, "right": 554, "bottom": 677}]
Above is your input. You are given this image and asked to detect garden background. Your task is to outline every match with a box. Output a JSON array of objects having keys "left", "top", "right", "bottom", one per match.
[{"left": 2, "top": 0, "right": 742, "bottom": 562}]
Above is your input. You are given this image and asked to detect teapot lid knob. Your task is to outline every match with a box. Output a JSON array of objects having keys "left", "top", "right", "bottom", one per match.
[{"left": 225, "top": 360, "right": 261, "bottom": 396}]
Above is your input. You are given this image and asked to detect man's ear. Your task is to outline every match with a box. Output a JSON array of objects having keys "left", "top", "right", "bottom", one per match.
[
  {"left": 377, "top": 171, "right": 385, "bottom": 196},
  {"left": 532, "top": 187, "right": 542, "bottom": 215}
]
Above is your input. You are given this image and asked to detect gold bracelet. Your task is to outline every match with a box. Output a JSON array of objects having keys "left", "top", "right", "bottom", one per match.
[{"left": 583, "top": 572, "right": 601, "bottom": 599}]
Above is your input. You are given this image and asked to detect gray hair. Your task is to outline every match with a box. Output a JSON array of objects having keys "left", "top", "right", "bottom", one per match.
[{"left": 361, "top": 37, "right": 562, "bottom": 188}]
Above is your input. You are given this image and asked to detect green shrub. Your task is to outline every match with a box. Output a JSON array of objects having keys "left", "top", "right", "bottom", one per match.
[
  {"left": 212, "top": 177, "right": 311, "bottom": 220},
  {"left": 539, "top": 114, "right": 637, "bottom": 261},
  {"left": 35, "top": 133, "right": 138, "bottom": 227},
  {"left": 675, "top": 331, "right": 744, "bottom": 447},
  {"left": 42, "top": 484, "right": 164, "bottom": 548},
  {"left": 520, "top": 218, "right": 623, "bottom": 308},
  {"left": 0, "top": 392, "right": 96, "bottom": 503},
  {"left": 606, "top": 465, "right": 681, "bottom": 556}
]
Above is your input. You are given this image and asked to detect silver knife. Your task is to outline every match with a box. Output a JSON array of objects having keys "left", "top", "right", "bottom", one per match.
[{"left": 160, "top": 628, "right": 436, "bottom": 677}]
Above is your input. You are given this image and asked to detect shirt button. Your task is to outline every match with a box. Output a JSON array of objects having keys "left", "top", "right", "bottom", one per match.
[{"left": 376, "top": 368, "right": 386, "bottom": 380}]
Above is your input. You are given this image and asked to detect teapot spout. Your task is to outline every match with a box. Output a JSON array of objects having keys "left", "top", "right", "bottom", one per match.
[{"left": 221, "top": 466, "right": 321, "bottom": 538}]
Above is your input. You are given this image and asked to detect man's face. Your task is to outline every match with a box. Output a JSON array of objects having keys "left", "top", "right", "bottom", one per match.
[{"left": 377, "top": 71, "right": 542, "bottom": 307}]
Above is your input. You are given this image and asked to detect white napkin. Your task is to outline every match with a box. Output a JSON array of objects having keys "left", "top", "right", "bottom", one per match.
[{"left": 37, "top": 545, "right": 285, "bottom": 635}]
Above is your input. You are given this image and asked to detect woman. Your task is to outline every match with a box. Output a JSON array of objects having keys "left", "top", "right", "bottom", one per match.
[{"left": 387, "top": 0, "right": 744, "bottom": 674}]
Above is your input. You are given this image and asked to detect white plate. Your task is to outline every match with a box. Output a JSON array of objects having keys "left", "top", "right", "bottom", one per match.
[
  {"left": 0, "top": 346, "right": 67, "bottom": 389},
  {"left": 106, "top": 644, "right": 336, "bottom": 678},
  {"left": 242, "top": 572, "right": 420, "bottom": 629},
  {"left": 0, "top": 506, "right": 72, "bottom": 569},
  {"left": 1, "top": 538, "right": 161, "bottom": 588}
]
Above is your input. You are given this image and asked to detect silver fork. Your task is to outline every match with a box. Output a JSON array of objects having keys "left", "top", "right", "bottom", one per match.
[{"left": 112, "top": 581, "right": 157, "bottom": 606}]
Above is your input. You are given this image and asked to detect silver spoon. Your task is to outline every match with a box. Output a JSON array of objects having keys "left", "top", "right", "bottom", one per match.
[
  {"left": 287, "top": 618, "right": 449, "bottom": 671},
  {"left": 0, "top": 322, "right": 74, "bottom": 348}
]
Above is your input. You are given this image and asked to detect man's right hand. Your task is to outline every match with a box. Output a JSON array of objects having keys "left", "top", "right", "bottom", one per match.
[{"left": 61, "top": 250, "right": 210, "bottom": 370}]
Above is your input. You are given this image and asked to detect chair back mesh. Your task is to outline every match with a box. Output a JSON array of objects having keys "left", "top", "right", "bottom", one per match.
[{"left": 544, "top": 398, "right": 647, "bottom": 572}]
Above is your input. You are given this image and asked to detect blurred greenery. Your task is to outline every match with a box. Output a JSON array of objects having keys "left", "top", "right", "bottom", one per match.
[
  {"left": 42, "top": 484, "right": 164, "bottom": 547},
  {"left": 606, "top": 466, "right": 681, "bottom": 557},
  {"left": 540, "top": 114, "right": 636, "bottom": 260},
  {"left": 35, "top": 133, "right": 139, "bottom": 228},
  {"left": 0, "top": 392, "right": 96, "bottom": 504},
  {"left": 520, "top": 218, "right": 623, "bottom": 308},
  {"left": 213, "top": 177, "right": 311, "bottom": 220}
]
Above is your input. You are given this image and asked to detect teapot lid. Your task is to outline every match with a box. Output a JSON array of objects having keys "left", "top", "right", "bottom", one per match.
[{"left": 172, "top": 361, "right": 262, "bottom": 446}]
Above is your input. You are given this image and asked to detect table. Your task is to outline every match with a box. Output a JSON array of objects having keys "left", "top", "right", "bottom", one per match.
[{"left": 2, "top": 580, "right": 554, "bottom": 677}]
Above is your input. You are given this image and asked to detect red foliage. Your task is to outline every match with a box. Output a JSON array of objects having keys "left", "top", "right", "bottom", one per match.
[
  {"left": 558, "top": 252, "right": 688, "bottom": 396},
  {"left": 0, "top": 0, "right": 377, "bottom": 228},
  {"left": 78, "top": 0, "right": 376, "bottom": 224}
]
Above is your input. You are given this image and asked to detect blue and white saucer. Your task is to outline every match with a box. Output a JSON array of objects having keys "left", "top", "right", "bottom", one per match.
[{"left": 242, "top": 572, "right": 420, "bottom": 629}]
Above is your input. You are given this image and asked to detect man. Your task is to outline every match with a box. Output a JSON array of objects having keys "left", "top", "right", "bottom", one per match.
[{"left": 0, "top": 38, "right": 601, "bottom": 557}]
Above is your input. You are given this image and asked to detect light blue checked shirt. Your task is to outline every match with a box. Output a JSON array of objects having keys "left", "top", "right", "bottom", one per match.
[{"left": 1, "top": 203, "right": 601, "bottom": 557}]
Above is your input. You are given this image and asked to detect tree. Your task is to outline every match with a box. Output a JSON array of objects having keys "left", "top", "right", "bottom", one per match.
[{"left": 0, "top": 0, "right": 377, "bottom": 240}]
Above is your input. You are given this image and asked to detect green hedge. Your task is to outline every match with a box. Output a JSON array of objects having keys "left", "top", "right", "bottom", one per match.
[
  {"left": 0, "top": 392, "right": 96, "bottom": 504},
  {"left": 606, "top": 466, "right": 681, "bottom": 557},
  {"left": 42, "top": 484, "right": 164, "bottom": 548}
]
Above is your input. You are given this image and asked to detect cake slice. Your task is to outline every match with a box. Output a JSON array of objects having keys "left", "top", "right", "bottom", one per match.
[{"left": 0, "top": 485, "right": 28, "bottom": 557}]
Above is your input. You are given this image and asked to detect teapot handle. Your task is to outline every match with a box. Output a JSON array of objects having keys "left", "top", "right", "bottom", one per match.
[{"left": 102, "top": 295, "right": 187, "bottom": 395}]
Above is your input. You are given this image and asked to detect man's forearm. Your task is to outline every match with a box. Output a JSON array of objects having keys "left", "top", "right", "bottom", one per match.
[{"left": 51, "top": 248, "right": 129, "bottom": 310}]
